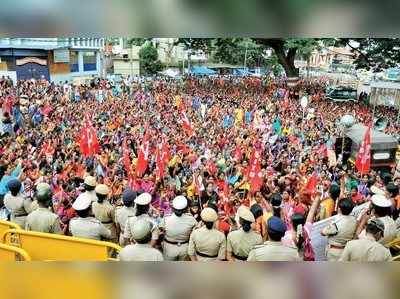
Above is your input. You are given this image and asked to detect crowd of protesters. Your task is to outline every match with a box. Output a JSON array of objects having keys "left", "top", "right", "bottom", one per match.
[{"left": 1, "top": 74, "right": 400, "bottom": 261}]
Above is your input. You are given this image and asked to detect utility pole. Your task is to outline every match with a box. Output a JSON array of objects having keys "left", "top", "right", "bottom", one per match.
[
  {"left": 244, "top": 41, "right": 248, "bottom": 70},
  {"left": 130, "top": 42, "right": 134, "bottom": 77}
]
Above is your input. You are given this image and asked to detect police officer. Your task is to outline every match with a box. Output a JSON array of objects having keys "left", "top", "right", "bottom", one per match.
[
  {"left": 340, "top": 219, "right": 392, "bottom": 261},
  {"left": 69, "top": 193, "right": 111, "bottom": 240},
  {"left": 188, "top": 207, "right": 226, "bottom": 261},
  {"left": 82, "top": 176, "right": 97, "bottom": 202},
  {"left": 160, "top": 195, "right": 197, "bottom": 261},
  {"left": 92, "top": 184, "right": 117, "bottom": 242},
  {"left": 247, "top": 216, "right": 300, "bottom": 261},
  {"left": 357, "top": 194, "right": 397, "bottom": 245},
  {"left": 119, "top": 219, "right": 164, "bottom": 261},
  {"left": 227, "top": 207, "right": 263, "bottom": 261},
  {"left": 321, "top": 198, "right": 357, "bottom": 261},
  {"left": 4, "top": 179, "right": 34, "bottom": 227},
  {"left": 115, "top": 189, "right": 137, "bottom": 245},
  {"left": 124, "top": 192, "right": 159, "bottom": 247},
  {"left": 25, "top": 187, "right": 62, "bottom": 234}
]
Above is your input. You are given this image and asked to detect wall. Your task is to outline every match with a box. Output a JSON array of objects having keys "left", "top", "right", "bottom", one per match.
[{"left": 113, "top": 60, "right": 140, "bottom": 76}]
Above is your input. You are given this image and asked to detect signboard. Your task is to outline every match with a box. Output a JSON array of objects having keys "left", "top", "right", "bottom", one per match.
[
  {"left": 16, "top": 57, "right": 47, "bottom": 66},
  {"left": 53, "top": 49, "right": 70, "bottom": 63}
]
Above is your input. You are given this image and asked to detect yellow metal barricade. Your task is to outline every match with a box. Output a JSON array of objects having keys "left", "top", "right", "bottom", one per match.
[
  {"left": 2, "top": 229, "right": 121, "bottom": 261},
  {"left": 0, "top": 243, "right": 31, "bottom": 261},
  {"left": 0, "top": 220, "right": 21, "bottom": 241}
]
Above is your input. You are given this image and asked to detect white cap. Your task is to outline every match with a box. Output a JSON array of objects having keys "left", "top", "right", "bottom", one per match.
[
  {"left": 72, "top": 193, "right": 92, "bottom": 211},
  {"left": 134, "top": 192, "right": 152, "bottom": 205},
  {"left": 172, "top": 196, "right": 188, "bottom": 210},
  {"left": 131, "top": 219, "right": 153, "bottom": 241},
  {"left": 371, "top": 194, "right": 392, "bottom": 208},
  {"left": 370, "top": 186, "right": 386, "bottom": 196},
  {"left": 84, "top": 176, "right": 97, "bottom": 187}
]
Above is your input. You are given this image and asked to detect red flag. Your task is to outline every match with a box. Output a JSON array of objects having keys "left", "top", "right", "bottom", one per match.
[
  {"left": 248, "top": 148, "right": 263, "bottom": 193},
  {"left": 207, "top": 160, "right": 218, "bottom": 176},
  {"left": 193, "top": 174, "right": 203, "bottom": 196},
  {"left": 355, "top": 125, "right": 371, "bottom": 175},
  {"left": 178, "top": 103, "right": 194, "bottom": 137},
  {"left": 155, "top": 138, "right": 170, "bottom": 179},
  {"left": 304, "top": 171, "right": 319, "bottom": 195},
  {"left": 136, "top": 131, "right": 150, "bottom": 177},
  {"left": 79, "top": 116, "right": 99, "bottom": 157},
  {"left": 232, "top": 144, "right": 243, "bottom": 163}
]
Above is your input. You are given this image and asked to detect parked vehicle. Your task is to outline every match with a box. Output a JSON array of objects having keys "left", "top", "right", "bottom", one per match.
[{"left": 326, "top": 86, "right": 358, "bottom": 102}]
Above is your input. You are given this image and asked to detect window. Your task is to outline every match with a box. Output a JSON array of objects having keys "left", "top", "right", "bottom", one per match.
[
  {"left": 83, "top": 51, "right": 96, "bottom": 71},
  {"left": 69, "top": 51, "right": 79, "bottom": 72}
]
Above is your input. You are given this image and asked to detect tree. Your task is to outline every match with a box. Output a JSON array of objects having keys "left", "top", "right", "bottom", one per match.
[
  {"left": 127, "top": 38, "right": 149, "bottom": 47},
  {"left": 176, "top": 38, "right": 214, "bottom": 55},
  {"left": 254, "top": 38, "right": 323, "bottom": 77},
  {"left": 335, "top": 38, "right": 400, "bottom": 71},
  {"left": 139, "top": 43, "right": 163, "bottom": 75},
  {"left": 213, "top": 38, "right": 267, "bottom": 68}
]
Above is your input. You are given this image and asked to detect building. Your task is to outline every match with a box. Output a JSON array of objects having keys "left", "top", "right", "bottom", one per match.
[
  {"left": 308, "top": 47, "right": 356, "bottom": 71},
  {"left": 112, "top": 46, "right": 140, "bottom": 76},
  {"left": 0, "top": 38, "right": 105, "bottom": 83}
]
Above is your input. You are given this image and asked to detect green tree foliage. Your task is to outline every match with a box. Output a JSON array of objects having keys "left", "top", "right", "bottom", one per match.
[
  {"left": 176, "top": 38, "right": 214, "bottom": 54},
  {"left": 213, "top": 38, "right": 267, "bottom": 68},
  {"left": 335, "top": 38, "right": 400, "bottom": 71},
  {"left": 139, "top": 43, "right": 163, "bottom": 75}
]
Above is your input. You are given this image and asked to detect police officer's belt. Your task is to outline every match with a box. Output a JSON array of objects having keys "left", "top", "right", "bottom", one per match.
[
  {"left": 101, "top": 220, "right": 113, "bottom": 224},
  {"left": 164, "top": 239, "right": 189, "bottom": 246},
  {"left": 196, "top": 251, "right": 218, "bottom": 258},
  {"left": 232, "top": 252, "right": 248, "bottom": 261},
  {"left": 14, "top": 213, "right": 28, "bottom": 217}
]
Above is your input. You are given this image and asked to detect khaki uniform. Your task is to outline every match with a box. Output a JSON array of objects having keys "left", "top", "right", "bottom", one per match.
[
  {"left": 323, "top": 215, "right": 357, "bottom": 261},
  {"left": 359, "top": 216, "right": 397, "bottom": 245},
  {"left": 339, "top": 236, "right": 392, "bottom": 261},
  {"left": 247, "top": 241, "right": 301, "bottom": 261},
  {"left": 227, "top": 228, "right": 263, "bottom": 261},
  {"left": 119, "top": 244, "right": 164, "bottom": 261},
  {"left": 4, "top": 193, "right": 36, "bottom": 227},
  {"left": 115, "top": 206, "right": 136, "bottom": 245},
  {"left": 25, "top": 208, "right": 62, "bottom": 234},
  {"left": 160, "top": 213, "right": 197, "bottom": 261},
  {"left": 69, "top": 216, "right": 111, "bottom": 240},
  {"left": 92, "top": 200, "right": 117, "bottom": 242},
  {"left": 124, "top": 214, "right": 160, "bottom": 243},
  {"left": 188, "top": 226, "right": 226, "bottom": 261}
]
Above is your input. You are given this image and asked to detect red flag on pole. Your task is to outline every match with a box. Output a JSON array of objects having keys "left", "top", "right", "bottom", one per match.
[
  {"left": 79, "top": 115, "right": 99, "bottom": 157},
  {"left": 136, "top": 131, "right": 150, "bottom": 177},
  {"left": 178, "top": 103, "right": 194, "bottom": 137},
  {"left": 248, "top": 148, "right": 263, "bottom": 193},
  {"left": 304, "top": 171, "right": 319, "bottom": 195},
  {"left": 155, "top": 137, "right": 170, "bottom": 179},
  {"left": 355, "top": 125, "right": 371, "bottom": 175}
]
